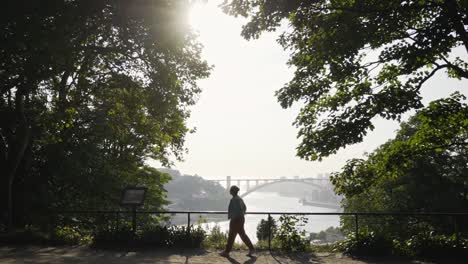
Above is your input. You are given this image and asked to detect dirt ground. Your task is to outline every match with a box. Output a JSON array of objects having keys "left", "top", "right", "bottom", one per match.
[{"left": 0, "top": 246, "right": 464, "bottom": 264}]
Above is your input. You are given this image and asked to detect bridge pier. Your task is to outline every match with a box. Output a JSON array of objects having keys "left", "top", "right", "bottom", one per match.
[{"left": 226, "top": 176, "right": 231, "bottom": 190}]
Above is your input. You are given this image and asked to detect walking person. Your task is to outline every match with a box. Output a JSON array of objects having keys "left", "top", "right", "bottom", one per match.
[{"left": 219, "top": 185, "right": 255, "bottom": 258}]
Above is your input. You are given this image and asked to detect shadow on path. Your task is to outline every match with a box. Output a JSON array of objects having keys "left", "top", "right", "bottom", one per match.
[
  {"left": 225, "top": 255, "right": 258, "bottom": 264},
  {"left": 270, "top": 251, "right": 321, "bottom": 264},
  {"left": 0, "top": 246, "right": 466, "bottom": 263}
]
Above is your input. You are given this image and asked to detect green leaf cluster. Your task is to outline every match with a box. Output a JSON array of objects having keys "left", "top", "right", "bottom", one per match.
[
  {"left": 203, "top": 225, "right": 228, "bottom": 249},
  {"left": 274, "top": 214, "right": 309, "bottom": 251},
  {"left": 331, "top": 94, "right": 468, "bottom": 237},
  {"left": 256, "top": 215, "right": 277, "bottom": 241},
  {"left": 93, "top": 224, "right": 207, "bottom": 248},
  {"left": 0, "top": 0, "right": 210, "bottom": 229},
  {"left": 334, "top": 231, "right": 468, "bottom": 258},
  {"left": 223, "top": 0, "right": 468, "bottom": 160}
]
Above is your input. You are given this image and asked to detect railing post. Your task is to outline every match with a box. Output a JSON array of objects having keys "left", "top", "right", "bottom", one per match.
[
  {"left": 48, "top": 212, "right": 55, "bottom": 239},
  {"left": 115, "top": 211, "right": 119, "bottom": 231},
  {"left": 268, "top": 213, "right": 271, "bottom": 251},
  {"left": 355, "top": 214, "right": 359, "bottom": 239},
  {"left": 132, "top": 207, "right": 137, "bottom": 233},
  {"left": 453, "top": 215, "right": 459, "bottom": 243},
  {"left": 187, "top": 212, "right": 191, "bottom": 236}
]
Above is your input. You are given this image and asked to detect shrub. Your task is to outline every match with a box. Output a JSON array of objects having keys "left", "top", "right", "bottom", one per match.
[
  {"left": 92, "top": 224, "right": 206, "bottom": 248},
  {"left": 140, "top": 225, "right": 171, "bottom": 247},
  {"left": 256, "top": 216, "right": 277, "bottom": 241},
  {"left": 406, "top": 232, "right": 468, "bottom": 258},
  {"left": 334, "top": 230, "right": 468, "bottom": 258},
  {"left": 169, "top": 225, "right": 206, "bottom": 248},
  {"left": 51, "top": 226, "right": 83, "bottom": 245},
  {"left": 275, "top": 215, "right": 309, "bottom": 251},
  {"left": 334, "top": 231, "right": 395, "bottom": 256},
  {"left": 93, "top": 226, "right": 135, "bottom": 247},
  {"left": 204, "top": 225, "right": 228, "bottom": 249}
]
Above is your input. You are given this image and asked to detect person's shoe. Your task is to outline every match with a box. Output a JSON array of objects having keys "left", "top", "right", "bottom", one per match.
[
  {"left": 219, "top": 251, "right": 229, "bottom": 258},
  {"left": 247, "top": 249, "right": 255, "bottom": 257}
]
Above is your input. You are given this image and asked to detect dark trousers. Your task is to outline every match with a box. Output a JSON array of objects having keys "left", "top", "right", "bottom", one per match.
[{"left": 225, "top": 216, "right": 254, "bottom": 252}]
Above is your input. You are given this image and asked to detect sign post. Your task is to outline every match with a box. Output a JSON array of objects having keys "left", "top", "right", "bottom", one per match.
[{"left": 120, "top": 187, "right": 147, "bottom": 233}]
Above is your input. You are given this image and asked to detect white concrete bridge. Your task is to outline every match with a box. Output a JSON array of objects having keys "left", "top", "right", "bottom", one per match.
[{"left": 208, "top": 176, "right": 340, "bottom": 209}]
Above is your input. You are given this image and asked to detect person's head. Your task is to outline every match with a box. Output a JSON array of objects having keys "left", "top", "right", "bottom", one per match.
[{"left": 229, "top": 185, "right": 240, "bottom": 196}]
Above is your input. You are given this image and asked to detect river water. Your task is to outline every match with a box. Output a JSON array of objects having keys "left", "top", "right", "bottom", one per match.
[{"left": 200, "top": 191, "right": 341, "bottom": 243}]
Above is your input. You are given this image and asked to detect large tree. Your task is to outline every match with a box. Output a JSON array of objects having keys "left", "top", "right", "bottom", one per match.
[
  {"left": 0, "top": 0, "right": 210, "bottom": 229},
  {"left": 331, "top": 94, "right": 468, "bottom": 236},
  {"left": 222, "top": 0, "right": 468, "bottom": 160}
]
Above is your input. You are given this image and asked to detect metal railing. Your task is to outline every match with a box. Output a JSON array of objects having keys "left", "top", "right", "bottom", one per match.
[{"left": 52, "top": 210, "right": 468, "bottom": 250}]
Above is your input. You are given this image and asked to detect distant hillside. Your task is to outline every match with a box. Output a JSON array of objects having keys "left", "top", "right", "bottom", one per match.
[{"left": 159, "top": 168, "right": 230, "bottom": 211}]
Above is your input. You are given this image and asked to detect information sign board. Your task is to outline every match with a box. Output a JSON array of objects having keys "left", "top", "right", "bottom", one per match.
[{"left": 120, "top": 187, "right": 147, "bottom": 207}]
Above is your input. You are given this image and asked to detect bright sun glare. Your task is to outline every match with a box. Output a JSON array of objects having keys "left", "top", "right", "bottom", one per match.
[
  {"left": 188, "top": 2, "right": 208, "bottom": 31},
  {"left": 188, "top": 1, "right": 225, "bottom": 33}
]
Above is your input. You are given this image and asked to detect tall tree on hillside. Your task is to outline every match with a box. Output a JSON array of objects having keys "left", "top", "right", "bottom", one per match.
[
  {"left": 222, "top": 0, "right": 468, "bottom": 160},
  {"left": 0, "top": 0, "right": 210, "bottom": 229}
]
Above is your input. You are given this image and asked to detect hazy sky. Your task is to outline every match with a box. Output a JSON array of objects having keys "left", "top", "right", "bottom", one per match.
[{"left": 157, "top": 0, "right": 467, "bottom": 180}]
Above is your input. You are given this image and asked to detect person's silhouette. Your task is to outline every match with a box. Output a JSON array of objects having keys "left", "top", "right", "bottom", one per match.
[{"left": 219, "top": 185, "right": 255, "bottom": 258}]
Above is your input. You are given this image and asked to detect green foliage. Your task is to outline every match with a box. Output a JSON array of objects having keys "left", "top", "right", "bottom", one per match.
[
  {"left": 93, "top": 224, "right": 206, "bottom": 248},
  {"left": 174, "top": 226, "right": 206, "bottom": 248},
  {"left": 202, "top": 224, "right": 249, "bottom": 250},
  {"left": 203, "top": 225, "right": 228, "bottom": 249},
  {"left": 275, "top": 215, "right": 309, "bottom": 251},
  {"left": 256, "top": 216, "right": 277, "bottom": 241},
  {"left": 223, "top": 0, "right": 468, "bottom": 160},
  {"left": 0, "top": 0, "right": 210, "bottom": 229},
  {"left": 335, "top": 231, "right": 468, "bottom": 258},
  {"left": 0, "top": 225, "right": 91, "bottom": 246},
  {"left": 51, "top": 226, "right": 83, "bottom": 245},
  {"left": 331, "top": 95, "right": 468, "bottom": 238},
  {"left": 405, "top": 232, "right": 468, "bottom": 258},
  {"left": 335, "top": 232, "right": 396, "bottom": 256}
]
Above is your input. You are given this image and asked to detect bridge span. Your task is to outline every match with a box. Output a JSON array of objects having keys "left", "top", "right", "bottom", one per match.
[
  {"left": 207, "top": 176, "right": 340, "bottom": 209},
  {"left": 208, "top": 176, "right": 331, "bottom": 192}
]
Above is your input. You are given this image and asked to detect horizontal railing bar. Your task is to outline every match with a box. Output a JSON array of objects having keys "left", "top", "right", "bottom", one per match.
[
  {"left": 50, "top": 210, "right": 468, "bottom": 216},
  {"left": 208, "top": 178, "right": 329, "bottom": 181}
]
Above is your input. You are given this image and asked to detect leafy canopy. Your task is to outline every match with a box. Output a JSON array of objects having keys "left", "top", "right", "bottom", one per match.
[
  {"left": 0, "top": 0, "right": 210, "bottom": 227},
  {"left": 331, "top": 94, "right": 467, "bottom": 235},
  {"left": 222, "top": 0, "right": 468, "bottom": 160}
]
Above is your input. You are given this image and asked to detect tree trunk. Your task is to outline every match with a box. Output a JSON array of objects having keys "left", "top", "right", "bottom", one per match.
[
  {"left": 0, "top": 132, "right": 7, "bottom": 227},
  {"left": 445, "top": 0, "right": 468, "bottom": 54},
  {"left": 5, "top": 95, "right": 31, "bottom": 231}
]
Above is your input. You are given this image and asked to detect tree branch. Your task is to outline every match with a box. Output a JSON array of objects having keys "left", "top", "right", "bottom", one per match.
[
  {"left": 444, "top": 0, "right": 468, "bottom": 54},
  {"left": 440, "top": 57, "right": 468, "bottom": 79},
  {"left": 415, "top": 64, "right": 450, "bottom": 91}
]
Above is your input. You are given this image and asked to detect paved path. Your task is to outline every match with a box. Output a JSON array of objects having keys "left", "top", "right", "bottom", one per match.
[{"left": 0, "top": 246, "right": 462, "bottom": 263}]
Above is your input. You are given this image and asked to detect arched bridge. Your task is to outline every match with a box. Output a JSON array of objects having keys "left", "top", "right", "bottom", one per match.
[
  {"left": 208, "top": 176, "right": 341, "bottom": 210},
  {"left": 238, "top": 178, "right": 324, "bottom": 198}
]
